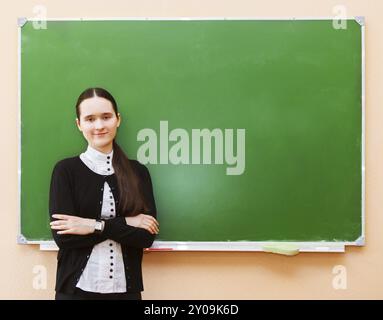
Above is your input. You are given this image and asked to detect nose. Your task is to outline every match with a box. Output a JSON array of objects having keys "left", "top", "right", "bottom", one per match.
[{"left": 94, "top": 118, "right": 105, "bottom": 130}]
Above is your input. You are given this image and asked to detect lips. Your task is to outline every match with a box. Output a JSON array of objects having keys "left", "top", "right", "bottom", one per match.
[{"left": 94, "top": 133, "right": 107, "bottom": 136}]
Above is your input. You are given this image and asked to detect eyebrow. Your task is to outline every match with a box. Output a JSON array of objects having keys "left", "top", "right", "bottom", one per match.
[{"left": 83, "top": 112, "right": 114, "bottom": 119}]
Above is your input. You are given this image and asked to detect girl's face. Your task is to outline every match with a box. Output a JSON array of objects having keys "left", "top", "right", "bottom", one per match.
[{"left": 76, "top": 96, "right": 121, "bottom": 153}]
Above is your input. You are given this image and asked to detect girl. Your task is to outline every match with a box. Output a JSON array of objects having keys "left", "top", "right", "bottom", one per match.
[{"left": 49, "top": 87, "right": 159, "bottom": 300}]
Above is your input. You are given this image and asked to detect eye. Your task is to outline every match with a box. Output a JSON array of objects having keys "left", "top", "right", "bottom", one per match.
[
  {"left": 86, "top": 118, "right": 94, "bottom": 122},
  {"left": 103, "top": 115, "right": 111, "bottom": 120}
]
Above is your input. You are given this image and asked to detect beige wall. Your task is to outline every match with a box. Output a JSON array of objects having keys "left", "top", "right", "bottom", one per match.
[{"left": 2, "top": 0, "right": 382, "bottom": 299}]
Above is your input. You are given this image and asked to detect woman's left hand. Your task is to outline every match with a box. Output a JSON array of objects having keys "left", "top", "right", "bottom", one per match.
[{"left": 50, "top": 214, "right": 96, "bottom": 235}]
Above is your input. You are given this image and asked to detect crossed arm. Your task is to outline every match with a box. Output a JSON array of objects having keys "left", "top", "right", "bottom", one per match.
[
  {"left": 50, "top": 213, "right": 159, "bottom": 236},
  {"left": 50, "top": 213, "right": 159, "bottom": 249}
]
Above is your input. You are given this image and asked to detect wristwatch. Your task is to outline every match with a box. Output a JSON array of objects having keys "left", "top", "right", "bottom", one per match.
[{"left": 94, "top": 219, "right": 104, "bottom": 234}]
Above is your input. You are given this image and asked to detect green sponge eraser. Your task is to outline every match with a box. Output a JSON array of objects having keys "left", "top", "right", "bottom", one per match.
[{"left": 262, "top": 243, "right": 300, "bottom": 256}]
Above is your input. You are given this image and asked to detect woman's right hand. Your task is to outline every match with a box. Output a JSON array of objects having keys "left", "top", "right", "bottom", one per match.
[{"left": 125, "top": 214, "right": 160, "bottom": 235}]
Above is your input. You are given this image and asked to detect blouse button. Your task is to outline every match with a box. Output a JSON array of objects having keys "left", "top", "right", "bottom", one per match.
[
  {"left": 109, "top": 276, "right": 113, "bottom": 279},
  {"left": 107, "top": 156, "right": 110, "bottom": 159}
]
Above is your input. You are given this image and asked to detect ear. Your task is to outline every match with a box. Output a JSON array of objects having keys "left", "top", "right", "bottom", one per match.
[
  {"left": 75, "top": 118, "right": 82, "bottom": 132},
  {"left": 116, "top": 113, "right": 121, "bottom": 128}
]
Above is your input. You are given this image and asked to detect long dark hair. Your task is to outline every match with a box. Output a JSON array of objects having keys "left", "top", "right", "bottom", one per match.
[{"left": 75, "top": 87, "right": 148, "bottom": 217}]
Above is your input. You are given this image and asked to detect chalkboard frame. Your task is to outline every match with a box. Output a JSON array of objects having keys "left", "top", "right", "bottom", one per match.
[{"left": 17, "top": 17, "right": 365, "bottom": 252}]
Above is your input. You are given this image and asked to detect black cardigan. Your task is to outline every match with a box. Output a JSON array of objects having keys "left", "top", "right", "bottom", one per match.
[{"left": 49, "top": 156, "right": 157, "bottom": 294}]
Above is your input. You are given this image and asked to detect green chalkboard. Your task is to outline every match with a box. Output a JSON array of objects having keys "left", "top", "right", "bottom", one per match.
[{"left": 19, "top": 19, "right": 364, "bottom": 247}]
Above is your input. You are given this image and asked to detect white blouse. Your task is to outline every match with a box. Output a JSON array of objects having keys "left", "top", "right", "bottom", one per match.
[{"left": 76, "top": 145, "right": 127, "bottom": 293}]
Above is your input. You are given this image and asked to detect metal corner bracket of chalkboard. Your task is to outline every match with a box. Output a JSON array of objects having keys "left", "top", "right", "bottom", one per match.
[
  {"left": 355, "top": 16, "right": 365, "bottom": 26},
  {"left": 17, "top": 234, "right": 28, "bottom": 244},
  {"left": 17, "top": 17, "right": 28, "bottom": 27},
  {"left": 355, "top": 236, "right": 365, "bottom": 246}
]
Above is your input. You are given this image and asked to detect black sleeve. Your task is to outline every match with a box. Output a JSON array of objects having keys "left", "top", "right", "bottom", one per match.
[
  {"left": 49, "top": 161, "right": 107, "bottom": 249},
  {"left": 102, "top": 163, "right": 157, "bottom": 248}
]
